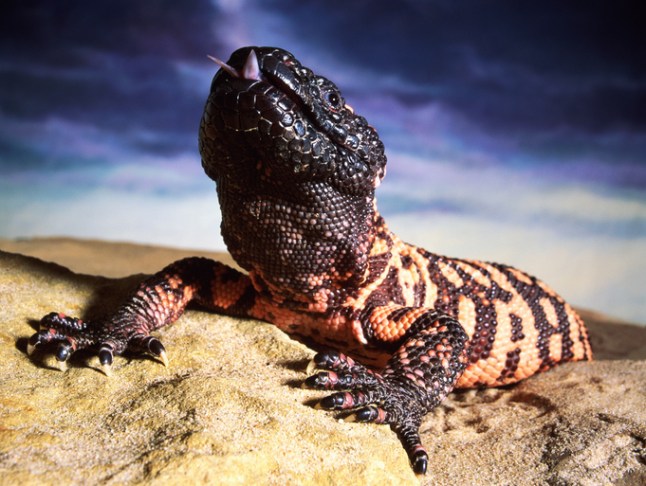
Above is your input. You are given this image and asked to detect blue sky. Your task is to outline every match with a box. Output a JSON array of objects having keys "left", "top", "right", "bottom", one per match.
[{"left": 1, "top": 0, "right": 645, "bottom": 323}]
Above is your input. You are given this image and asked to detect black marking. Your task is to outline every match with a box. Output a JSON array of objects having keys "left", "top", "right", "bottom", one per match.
[
  {"left": 498, "top": 347, "right": 521, "bottom": 382},
  {"left": 510, "top": 313, "right": 525, "bottom": 342},
  {"left": 227, "top": 283, "right": 258, "bottom": 317},
  {"left": 400, "top": 254, "right": 413, "bottom": 268},
  {"left": 552, "top": 297, "right": 575, "bottom": 362}
]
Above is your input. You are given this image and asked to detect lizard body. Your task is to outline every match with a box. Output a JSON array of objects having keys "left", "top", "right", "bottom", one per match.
[{"left": 29, "top": 46, "right": 592, "bottom": 475}]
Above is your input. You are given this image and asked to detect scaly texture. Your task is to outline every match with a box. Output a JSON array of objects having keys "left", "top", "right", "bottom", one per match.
[{"left": 29, "top": 46, "right": 592, "bottom": 475}]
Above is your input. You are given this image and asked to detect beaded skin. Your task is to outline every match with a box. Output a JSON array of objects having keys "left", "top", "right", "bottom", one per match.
[{"left": 30, "top": 47, "right": 592, "bottom": 475}]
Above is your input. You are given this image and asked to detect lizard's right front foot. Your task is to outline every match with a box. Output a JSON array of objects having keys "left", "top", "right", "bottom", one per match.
[
  {"left": 305, "top": 350, "right": 432, "bottom": 475},
  {"left": 28, "top": 312, "right": 168, "bottom": 375}
]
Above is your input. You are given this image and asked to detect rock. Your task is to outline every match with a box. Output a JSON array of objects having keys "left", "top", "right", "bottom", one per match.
[
  {"left": 0, "top": 241, "right": 644, "bottom": 485},
  {"left": 0, "top": 237, "right": 238, "bottom": 277}
]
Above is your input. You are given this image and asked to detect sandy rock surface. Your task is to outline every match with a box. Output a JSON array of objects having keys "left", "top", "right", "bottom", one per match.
[{"left": 0, "top": 238, "right": 644, "bottom": 485}]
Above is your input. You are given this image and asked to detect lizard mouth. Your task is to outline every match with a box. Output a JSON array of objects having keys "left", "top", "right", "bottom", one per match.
[
  {"left": 207, "top": 48, "right": 364, "bottom": 158},
  {"left": 208, "top": 48, "right": 327, "bottom": 135},
  {"left": 206, "top": 48, "right": 311, "bottom": 135},
  {"left": 207, "top": 48, "right": 302, "bottom": 108},
  {"left": 207, "top": 50, "right": 262, "bottom": 82}
]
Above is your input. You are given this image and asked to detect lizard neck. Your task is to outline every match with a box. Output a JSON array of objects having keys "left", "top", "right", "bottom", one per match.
[{"left": 218, "top": 181, "right": 381, "bottom": 307}]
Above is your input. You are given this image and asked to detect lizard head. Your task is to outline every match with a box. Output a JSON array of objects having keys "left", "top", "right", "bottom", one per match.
[
  {"left": 199, "top": 46, "right": 386, "bottom": 297},
  {"left": 199, "top": 46, "right": 386, "bottom": 197}
]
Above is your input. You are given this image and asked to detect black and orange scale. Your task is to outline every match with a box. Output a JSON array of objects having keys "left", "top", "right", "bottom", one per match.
[{"left": 29, "top": 47, "right": 592, "bottom": 475}]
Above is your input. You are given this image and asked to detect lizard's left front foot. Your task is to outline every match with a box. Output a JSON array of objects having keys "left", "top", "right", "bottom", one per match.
[
  {"left": 305, "top": 350, "right": 437, "bottom": 474},
  {"left": 27, "top": 311, "right": 168, "bottom": 374}
]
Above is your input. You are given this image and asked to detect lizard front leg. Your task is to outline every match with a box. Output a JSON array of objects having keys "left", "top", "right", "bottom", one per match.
[
  {"left": 28, "top": 257, "right": 255, "bottom": 373},
  {"left": 305, "top": 305, "right": 469, "bottom": 475}
]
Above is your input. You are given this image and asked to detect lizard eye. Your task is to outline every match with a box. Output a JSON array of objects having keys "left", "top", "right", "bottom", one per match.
[{"left": 323, "top": 91, "right": 343, "bottom": 110}]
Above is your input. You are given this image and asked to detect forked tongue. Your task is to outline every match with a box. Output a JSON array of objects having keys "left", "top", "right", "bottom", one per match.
[{"left": 207, "top": 49, "right": 261, "bottom": 81}]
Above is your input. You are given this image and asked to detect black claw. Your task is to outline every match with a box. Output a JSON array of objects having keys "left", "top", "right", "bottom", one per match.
[
  {"left": 27, "top": 336, "right": 40, "bottom": 356},
  {"left": 319, "top": 393, "right": 345, "bottom": 410},
  {"left": 313, "top": 350, "right": 340, "bottom": 369},
  {"left": 39, "top": 312, "right": 60, "bottom": 328},
  {"left": 99, "top": 348, "right": 113, "bottom": 366},
  {"left": 355, "top": 406, "right": 379, "bottom": 422},
  {"left": 147, "top": 337, "right": 165, "bottom": 356},
  {"left": 56, "top": 343, "right": 72, "bottom": 362},
  {"left": 412, "top": 452, "right": 428, "bottom": 475},
  {"left": 304, "top": 374, "right": 323, "bottom": 388},
  {"left": 146, "top": 336, "right": 169, "bottom": 366},
  {"left": 305, "top": 371, "right": 342, "bottom": 389}
]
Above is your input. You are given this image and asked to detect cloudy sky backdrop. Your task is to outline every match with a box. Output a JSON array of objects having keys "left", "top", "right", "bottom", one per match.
[{"left": 1, "top": 0, "right": 644, "bottom": 323}]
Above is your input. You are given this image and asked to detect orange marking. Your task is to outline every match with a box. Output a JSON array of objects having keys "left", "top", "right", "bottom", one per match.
[
  {"left": 457, "top": 295, "right": 477, "bottom": 339},
  {"left": 540, "top": 297, "right": 559, "bottom": 327},
  {"left": 437, "top": 260, "right": 465, "bottom": 288},
  {"left": 183, "top": 286, "right": 195, "bottom": 302},
  {"left": 458, "top": 359, "right": 507, "bottom": 387},
  {"left": 568, "top": 307, "right": 592, "bottom": 361},
  {"left": 537, "top": 279, "right": 559, "bottom": 297},
  {"left": 369, "top": 235, "right": 391, "bottom": 256},
  {"left": 479, "top": 262, "right": 547, "bottom": 380},
  {"left": 367, "top": 305, "right": 427, "bottom": 343},
  {"left": 549, "top": 332, "right": 563, "bottom": 363},
  {"left": 211, "top": 273, "right": 249, "bottom": 310}
]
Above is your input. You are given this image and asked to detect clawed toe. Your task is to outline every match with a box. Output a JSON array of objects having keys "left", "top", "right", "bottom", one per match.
[
  {"left": 27, "top": 332, "right": 45, "bottom": 355},
  {"left": 304, "top": 350, "right": 381, "bottom": 394},
  {"left": 346, "top": 405, "right": 388, "bottom": 424},
  {"left": 145, "top": 336, "right": 169, "bottom": 367},
  {"left": 411, "top": 449, "right": 428, "bottom": 475},
  {"left": 55, "top": 341, "right": 75, "bottom": 372},
  {"left": 304, "top": 371, "right": 353, "bottom": 389},
  {"left": 27, "top": 329, "right": 76, "bottom": 370},
  {"left": 130, "top": 335, "right": 169, "bottom": 367},
  {"left": 316, "top": 392, "right": 358, "bottom": 410},
  {"left": 396, "top": 421, "right": 428, "bottom": 475},
  {"left": 306, "top": 350, "right": 357, "bottom": 375},
  {"left": 56, "top": 341, "right": 74, "bottom": 362},
  {"left": 316, "top": 388, "right": 381, "bottom": 412},
  {"left": 98, "top": 344, "right": 114, "bottom": 376}
]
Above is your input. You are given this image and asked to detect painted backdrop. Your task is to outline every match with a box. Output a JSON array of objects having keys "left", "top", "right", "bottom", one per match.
[{"left": 1, "top": 1, "right": 644, "bottom": 323}]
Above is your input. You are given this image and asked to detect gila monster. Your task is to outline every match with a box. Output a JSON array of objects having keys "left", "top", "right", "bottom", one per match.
[{"left": 28, "top": 46, "right": 592, "bottom": 475}]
